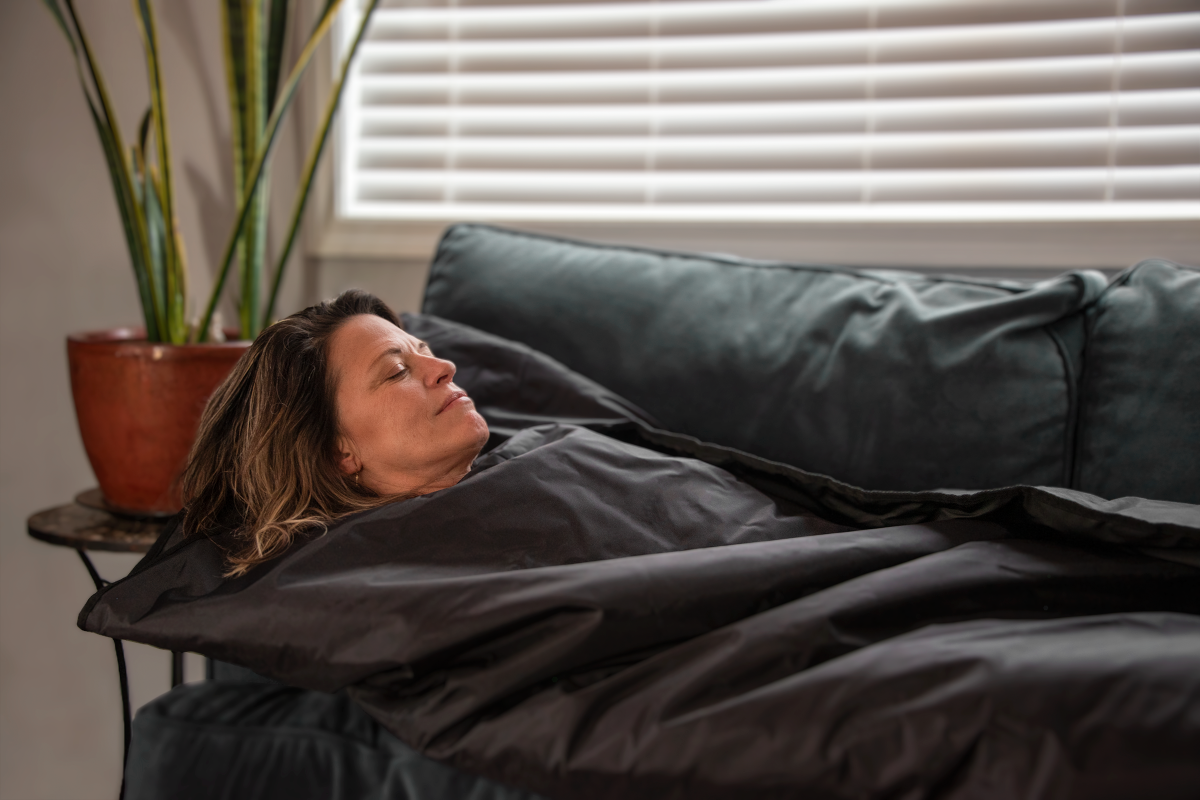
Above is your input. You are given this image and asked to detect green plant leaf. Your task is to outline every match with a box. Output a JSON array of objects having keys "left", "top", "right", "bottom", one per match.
[
  {"left": 97, "top": 103, "right": 160, "bottom": 340},
  {"left": 158, "top": 174, "right": 190, "bottom": 343},
  {"left": 224, "top": 0, "right": 278, "bottom": 340},
  {"left": 141, "top": 163, "right": 168, "bottom": 342},
  {"left": 265, "top": 0, "right": 381, "bottom": 324},
  {"left": 61, "top": 0, "right": 166, "bottom": 340},
  {"left": 222, "top": 0, "right": 252, "bottom": 339},
  {"left": 41, "top": 0, "right": 79, "bottom": 58},
  {"left": 48, "top": 0, "right": 158, "bottom": 336},
  {"left": 132, "top": 0, "right": 186, "bottom": 342},
  {"left": 240, "top": 169, "right": 269, "bottom": 338},
  {"left": 197, "top": 0, "right": 350, "bottom": 342},
  {"left": 137, "top": 106, "right": 152, "bottom": 155},
  {"left": 312, "top": 0, "right": 337, "bottom": 36},
  {"left": 221, "top": 0, "right": 250, "bottom": 200},
  {"left": 265, "top": 0, "right": 291, "bottom": 109}
]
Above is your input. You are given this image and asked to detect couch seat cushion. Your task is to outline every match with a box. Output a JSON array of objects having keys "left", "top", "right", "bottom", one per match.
[{"left": 125, "top": 681, "right": 541, "bottom": 800}]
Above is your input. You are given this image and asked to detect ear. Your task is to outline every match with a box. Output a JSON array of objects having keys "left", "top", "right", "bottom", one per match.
[{"left": 335, "top": 436, "right": 362, "bottom": 477}]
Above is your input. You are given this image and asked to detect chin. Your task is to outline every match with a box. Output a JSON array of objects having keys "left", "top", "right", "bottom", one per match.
[
  {"left": 453, "top": 407, "right": 489, "bottom": 449},
  {"left": 467, "top": 409, "right": 490, "bottom": 445}
]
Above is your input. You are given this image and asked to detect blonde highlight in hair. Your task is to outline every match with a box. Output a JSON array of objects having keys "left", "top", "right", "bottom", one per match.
[{"left": 180, "top": 290, "right": 403, "bottom": 576}]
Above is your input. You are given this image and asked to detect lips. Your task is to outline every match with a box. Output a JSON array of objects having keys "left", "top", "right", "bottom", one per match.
[{"left": 437, "top": 390, "right": 468, "bottom": 415}]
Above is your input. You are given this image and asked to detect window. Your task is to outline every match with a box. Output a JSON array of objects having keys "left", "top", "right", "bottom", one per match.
[{"left": 325, "top": 0, "right": 1199, "bottom": 267}]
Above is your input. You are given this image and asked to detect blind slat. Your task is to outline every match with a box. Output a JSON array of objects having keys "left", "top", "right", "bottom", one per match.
[
  {"left": 367, "top": 0, "right": 1195, "bottom": 40},
  {"left": 356, "top": 166, "right": 1200, "bottom": 201},
  {"left": 358, "top": 127, "right": 1200, "bottom": 171},
  {"left": 344, "top": 200, "right": 1200, "bottom": 222},
  {"left": 357, "top": 51, "right": 1199, "bottom": 96},
  {"left": 359, "top": 13, "right": 1200, "bottom": 72},
  {"left": 360, "top": 90, "right": 1200, "bottom": 135}
]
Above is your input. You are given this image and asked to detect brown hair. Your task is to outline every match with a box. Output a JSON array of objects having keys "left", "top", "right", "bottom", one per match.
[{"left": 180, "top": 290, "right": 402, "bottom": 576}]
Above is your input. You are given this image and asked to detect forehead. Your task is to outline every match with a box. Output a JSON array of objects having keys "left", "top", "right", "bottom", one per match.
[
  {"left": 339, "top": 313, "right": 408, "bottom": 342},
  {"left": 329, "top": 314, "right": 418, "bottom": 368}
]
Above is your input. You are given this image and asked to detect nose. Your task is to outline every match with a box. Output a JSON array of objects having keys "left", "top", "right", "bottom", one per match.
[{"left": 418, "top": 353, "right": 455, "bottom": 387}]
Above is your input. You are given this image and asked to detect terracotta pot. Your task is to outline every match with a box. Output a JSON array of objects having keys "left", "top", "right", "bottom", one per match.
[{"left": 67, "top": 328, "right": 250, "bottom": 515}]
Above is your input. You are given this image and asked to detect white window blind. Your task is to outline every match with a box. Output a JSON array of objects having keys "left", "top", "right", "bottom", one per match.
[{"left": 335, "top": 0, "right": 1200, "bottom": 223}]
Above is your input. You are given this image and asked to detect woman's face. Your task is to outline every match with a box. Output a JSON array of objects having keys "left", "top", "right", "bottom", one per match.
[{"left": 327, "top": 313, "right": 489, "bottom": 496}]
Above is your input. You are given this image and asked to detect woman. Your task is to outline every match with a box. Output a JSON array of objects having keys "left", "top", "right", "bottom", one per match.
[
  {"left": 181, "top": 289, "right": 837, "bottom": 580},
  {"left": 181, "top": 290, "right": 490, "bottom": 576}
]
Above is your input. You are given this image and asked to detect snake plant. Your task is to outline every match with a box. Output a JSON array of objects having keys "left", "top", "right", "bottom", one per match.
[{"left": 44, "top": 0, "right": 380, "bottom": 343}]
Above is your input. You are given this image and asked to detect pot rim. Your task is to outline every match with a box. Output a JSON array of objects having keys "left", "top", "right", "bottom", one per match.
[{"left": 68, "top": 326, "right": 249, "bottom": 349}]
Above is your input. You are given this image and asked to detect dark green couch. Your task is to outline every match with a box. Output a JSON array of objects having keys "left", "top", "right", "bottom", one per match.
[{"left": 124, "top": 224, "right": 1199, "bottom": 799}]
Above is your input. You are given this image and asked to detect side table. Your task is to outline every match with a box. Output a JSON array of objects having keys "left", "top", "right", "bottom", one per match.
[{"left": 27, "top": 489, "right": 189, "bottom": 777}]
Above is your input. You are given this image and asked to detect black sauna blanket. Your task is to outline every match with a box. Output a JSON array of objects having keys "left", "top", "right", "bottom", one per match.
[{"left": 81, "top": 316, "right": 1200, "bottom": 800}]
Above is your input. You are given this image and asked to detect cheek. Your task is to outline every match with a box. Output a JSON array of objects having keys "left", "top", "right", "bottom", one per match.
[
  {"left": 381, "top": 384, "right": 432, "bottom": 441},
  {"left": 340, "top": 389, "right": 411, "bottom": 450}
]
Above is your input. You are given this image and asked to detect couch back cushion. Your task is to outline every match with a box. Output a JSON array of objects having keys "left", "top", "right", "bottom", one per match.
[
  {"left": 423, "top": 224, "right": 1107, "bottom": 491},
  {"left": 1074, "top": 259, "right": 1200, "bottom": 504}
]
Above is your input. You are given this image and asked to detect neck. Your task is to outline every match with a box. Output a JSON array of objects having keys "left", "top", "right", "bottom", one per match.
[{"left": 365, "top": 458, "right": 473, "bottom": 498}]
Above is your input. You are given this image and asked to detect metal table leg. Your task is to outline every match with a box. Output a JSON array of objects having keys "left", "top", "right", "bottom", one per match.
[{"left": 77, "top": 548, "right": 129, "bottom": 800}]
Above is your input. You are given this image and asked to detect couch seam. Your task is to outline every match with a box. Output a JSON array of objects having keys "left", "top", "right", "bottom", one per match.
[{"left": 1044, "top": 323, "right": 1079, "bottom": 490}]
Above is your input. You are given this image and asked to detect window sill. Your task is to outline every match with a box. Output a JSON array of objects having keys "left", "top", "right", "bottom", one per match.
[{"left": 310, "top": 216, "right": 1199, "bottom": 273}]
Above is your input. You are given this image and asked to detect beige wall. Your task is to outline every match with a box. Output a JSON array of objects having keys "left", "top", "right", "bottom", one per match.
[{"left": 0, "top": 2, "right": 371, "bottom": 798}]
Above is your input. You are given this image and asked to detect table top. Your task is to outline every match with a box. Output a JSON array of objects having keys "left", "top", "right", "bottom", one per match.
[{"left": 27, "top": 490, "right": 170, "bottom": 553}]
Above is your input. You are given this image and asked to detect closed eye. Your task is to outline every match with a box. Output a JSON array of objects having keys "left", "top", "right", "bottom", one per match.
[
  {"left": 381, "top": 359, "right": 409, "bottom": 381},
  {"left": 393, "top": 345, "right": 432, "bottom": 378},
  {"left": 374, "top": 342, "right": 431, "bottom": 384}
]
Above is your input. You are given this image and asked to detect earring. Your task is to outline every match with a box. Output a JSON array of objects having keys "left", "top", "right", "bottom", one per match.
[{"left": 354, "top": 470, "right": 361, "bottom": 487}]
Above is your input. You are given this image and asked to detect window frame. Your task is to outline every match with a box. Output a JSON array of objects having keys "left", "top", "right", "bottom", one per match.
[{"left": 303, "top": 0, "right": 1199, "bottom": 272}]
